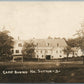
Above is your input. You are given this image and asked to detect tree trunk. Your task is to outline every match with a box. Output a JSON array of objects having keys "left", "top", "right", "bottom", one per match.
[
  {"left": 73, "top": 51, "right": 75, "bottom": 57},
  {"left": 67, "top": 53, "right": 69, "bottom": 61},
  {"left": 82, "top": 52, "right": 84, "bottom": 64}
]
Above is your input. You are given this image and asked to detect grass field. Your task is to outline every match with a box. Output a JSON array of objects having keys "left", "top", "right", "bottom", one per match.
[{"left": 0, "top": 61, "right": 84, "bottom": 83}]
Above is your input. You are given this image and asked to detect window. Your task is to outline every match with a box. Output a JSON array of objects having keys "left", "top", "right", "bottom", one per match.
[
  {"left": 11, "top": 50, "right": 14, "bottom": 53},
  {"left": 47, "top": 43, "right": 49, "bottom": 46},
  {"left": 60, "top": 55, "right": 62, "bottom": 57},
  {"left": 41, "top": 50, "right": 42, "bottom": 53},
  {"left": 42, "top": 55, "right": 43, "bottom": 57},
  {"left": 18, "top": 43, "right": 22, "bottom": 47},
  {"left": 16, "top": 50, "right": 19, "bottom": 53},
  {"left": 57, "top": 43, "right": 59, "bottom": 47},
  {"left": 56, "top": 51, "right": 58, "bottom": 53}
]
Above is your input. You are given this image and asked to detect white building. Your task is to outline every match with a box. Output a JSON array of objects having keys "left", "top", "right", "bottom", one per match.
[
  {"left": 12, "top": 40, "right": 24, "bottom": 56},
  {"left": 31, "top": 38, "right": 67, "bottom": 59},
  {"left": 12, "top": 38, "right": 67, "bottom": 60},
  {"left": 12, "top": 40, "right": 24, "bottom": 62}
]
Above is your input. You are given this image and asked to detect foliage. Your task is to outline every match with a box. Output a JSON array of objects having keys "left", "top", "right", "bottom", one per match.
[
  {"left": 63, "top": 25, "right": 84, "bottom": 60},
  {"left": 74, "top": 27, "right": 84, "bottom": 38},
  {"left": 22, "top": 41, "right": 36, "bottom": 58},
  {"left": 63, "top": 46, "right": 73, "bottom": 61},
  {"left": 74, "top": 27, "right": 84, "bottom": 50},
  {"left": 66, "top": 38, "right": 79, "bottom": 47},
  {"left": 0, "top": 30, "right": 14, "bottom": 56}
]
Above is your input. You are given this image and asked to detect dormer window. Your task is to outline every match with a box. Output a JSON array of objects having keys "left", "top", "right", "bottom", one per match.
[
  {"left": 57, "top": 43, "right": 59, "bottom": 47},
  {"left": 47, "top": 43, "right": 49, "bottom": 46},
  {"left": 18, "top": 43, "right": 22, "bottom": 47}
]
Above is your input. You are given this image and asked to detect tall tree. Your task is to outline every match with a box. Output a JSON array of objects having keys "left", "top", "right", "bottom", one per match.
[
  {"left": 63, "top": 46, "right": 73, "bottom": 61},
  {"left": 0, "top": 30, "right": 14, "bottom": 57},
  {"left": 74, "top": 26, "right": 84, "bottom": 50},
  {"left": 66, "top": 38, "right": 79, "bottom": 47},
  {"left": 22, "top": 41, "right": 36, "bottom": 58}
]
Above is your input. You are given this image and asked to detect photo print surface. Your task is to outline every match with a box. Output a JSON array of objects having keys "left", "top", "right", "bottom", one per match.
[{"left": 0, "top": 1, "right": 84, "bottom": 83}]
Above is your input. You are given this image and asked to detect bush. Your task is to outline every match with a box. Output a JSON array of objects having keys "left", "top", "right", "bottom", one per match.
[
  {"left": 23, "top": 56, "right": 38, "bottom": 61},
  {"left": 0, "top": 55, "right": 13, "bottom": 62}
]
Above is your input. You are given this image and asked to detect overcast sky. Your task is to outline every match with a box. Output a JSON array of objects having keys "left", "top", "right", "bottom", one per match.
[{"left": 0, "top": 1, "right": 84, "bottom": 40}]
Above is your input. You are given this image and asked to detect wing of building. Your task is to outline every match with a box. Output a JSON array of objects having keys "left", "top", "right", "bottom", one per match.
[{"left": 12, "top": 40, "right": 24, "bottom": 56}]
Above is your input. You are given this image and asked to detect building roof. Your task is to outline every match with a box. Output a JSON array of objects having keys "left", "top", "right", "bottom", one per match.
[
  {"left": 71, "top": 47, "right": 80, "bottom": 52},
  {"left": 14, "top": 38, "right": 67, "bottom": 48},
  {"left": 29, "top": 38, "right": 67, "bottom": 47}
]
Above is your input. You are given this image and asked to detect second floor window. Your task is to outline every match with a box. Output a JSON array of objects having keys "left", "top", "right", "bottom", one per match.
[
  {"left": 16, "top": 50, "right": 19, "bottom": 53},
  {"left": 56, "top": 51, "right": 58, "bottom": 53}
]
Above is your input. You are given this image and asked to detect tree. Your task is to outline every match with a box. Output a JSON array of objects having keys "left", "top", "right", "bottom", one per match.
[
  {"left": 63, "top": 46, "right": 73, "bottom": 61},
  {"left": 66, "top": 38, "right": 79, "bottom": 47},
  {"left": 22, "top": 41, "right": 36, "bottom": 58},
  {"left": 63, "top": 38, "right": 78, "bottom": 59},
  {"left": 0, "top": 30, "right": 14, "bottom": 57},
  {"left": 74, "top": 27, "right": 84, "bottom": 38},
  {"left": 73, "top": 24, "right": 84, "bottom": 64},
  {"left": 74, "top": 26, "right": 84, "bottom": 50}
]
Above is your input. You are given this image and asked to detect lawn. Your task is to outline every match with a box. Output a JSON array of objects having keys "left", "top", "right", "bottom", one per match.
[{"left": 0, "top": 61, "right": 84, "bottom": 83}]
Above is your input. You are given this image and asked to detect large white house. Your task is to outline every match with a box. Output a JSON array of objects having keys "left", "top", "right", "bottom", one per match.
[
  {"left": 32, "top": 38, "right": 67, "bottom": 59},
  {"left": 12, "top": 38, "right": 67, "bottom": 60}
]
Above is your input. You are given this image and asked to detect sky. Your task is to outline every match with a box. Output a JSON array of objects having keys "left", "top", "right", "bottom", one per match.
[{"left": 0, "top": 1, "right": 84, "bottom": 40}]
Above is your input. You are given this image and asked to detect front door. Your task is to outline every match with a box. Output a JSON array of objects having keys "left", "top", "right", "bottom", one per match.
[{"left": 46, "top": 55, "right": 51, "bottom": 60}]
